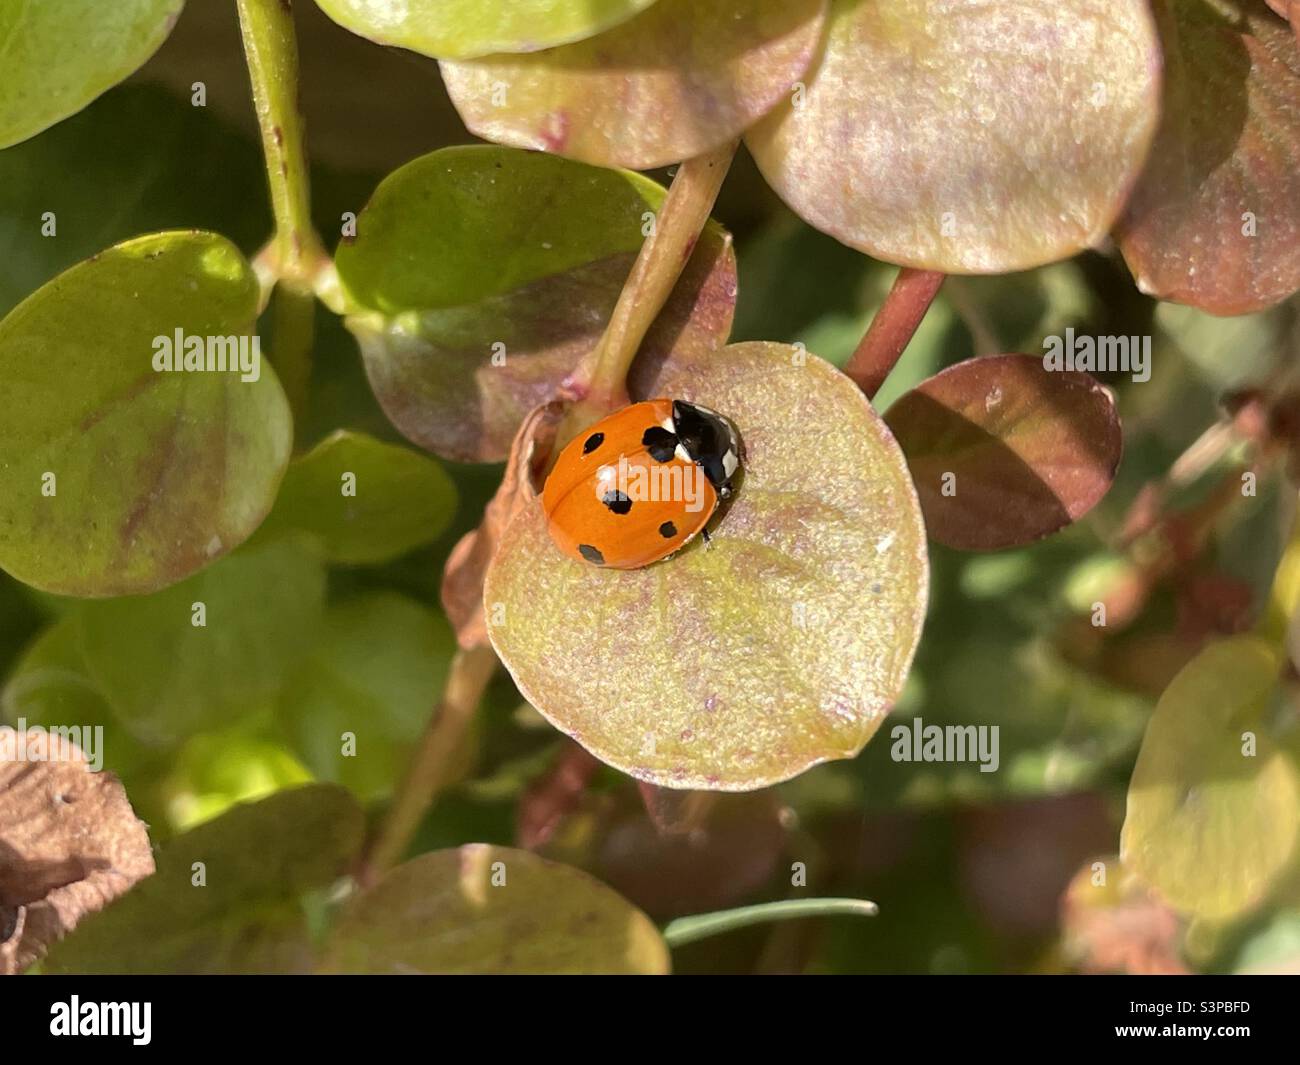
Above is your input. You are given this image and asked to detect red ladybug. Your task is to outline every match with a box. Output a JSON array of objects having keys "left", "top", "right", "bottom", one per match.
[{"left": 542, "top": 399, "right": 742, "bottom": 569}]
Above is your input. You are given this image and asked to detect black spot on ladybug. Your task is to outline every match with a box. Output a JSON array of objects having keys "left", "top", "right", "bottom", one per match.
[
  {"left": 583, "top": 432, "right": 604, "bottom": 454},
  {"left": 602, "top": 490, "right": 633, "bottom": 515},
  {"left": 642, "top": 426, "right": 678, "bottom": 463},
  {"left": 579, "top": 544, "right": 605, "bottom": 565},
  {"left": 659, "top": 521, "right": 677, "bottom": 539}
]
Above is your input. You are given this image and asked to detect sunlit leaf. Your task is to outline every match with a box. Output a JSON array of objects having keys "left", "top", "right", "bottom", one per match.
[
  {"left": 279, "top": 592, "right": 459, "bottom": 802},
  {"left": 0, "top": 231, "right": 292, "bottom": 596},
  {"left": 319, "top": 844, "right": 669, "bottom": 973},
  {"left": 75, "top": 540, "right": 326, "bottom": 746},
  {"left": 161, "top": 729, "right": 314, "bottom": 832},
  {"left": 486, "top": 341, "right": 929, "bottom": 791},
  {"left": 1116, "top": 0, "right": 1300, "bottom": 314},
  {"left": 0, "top": 0, "right": 182, "bottom": 149},
  {"left": 885, "top": 355, "right": 1123, "bottom": 551},
  {"left": 313, "top": 0, "right": 659, "bottom": 59},
  {"left": 746, "top": 0, "right": 1161, "bottom": 272},
  {"left": 44, "top": 785, "right": 364, "bottom": 974},
  {"left": 1121, "top": 637, "right": 1300, "bottom": 920},
  {"left": 257, "top": 430, "right": 458, "bottom": 564},
  {"left": 441, "top": 0, "right": 827, "bottom": 170},
  {"left": 337, "top": 146, "right": 735, "bottom": 463}
]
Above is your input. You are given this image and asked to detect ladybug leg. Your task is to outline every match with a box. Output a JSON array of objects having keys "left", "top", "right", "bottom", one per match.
[{"left": 701, "top": 527, "right": 712, "bottom": 548}]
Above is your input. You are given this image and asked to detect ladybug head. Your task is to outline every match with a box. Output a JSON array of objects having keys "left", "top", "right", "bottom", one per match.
[{"left": 671, "top": 400, "right": 742, "bottom": 496}]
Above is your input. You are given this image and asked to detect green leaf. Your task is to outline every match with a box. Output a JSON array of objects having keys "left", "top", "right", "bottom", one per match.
[
  {"left": 486, "top": 341, "right": 929, "bottom": 791},
  {"left": 441, "top": 0, "right": 827, "bottom": 170},
  {"left": 884, "top": 355, "right": 1123, "bottom": 551},
  {"left": 313, "top": 0, "right": 659, "bottom": 59},
  {"left": 0, "top": 85, "right": 271, "bottom": 319},
  {"left": 337, "top": 146, "right": 735, "bottom": 463},
  {"left": 1116, "top": 0, "right": 1300, "bottom": 314},
  {"left": 258, "top": 430, "right": 458, "bottom": 564},
  {"left": 746, "top": 0, "right": 1161, "bottom": 272},
  {"left": 0, "top": 0, "right": 183, "bottom": 149},
  {"left": 161, "top": 728, "right": 315, "bottom": 833},
  {"left": 0, "top": 231, "right": 292, "bottom": 596},
  {"left": 74, "top": 540, "right": 326, "bottom": 746},
  {"left": 1, "top": 617, "right": 152, "bottom": 778},
  {"left": 1121, "top": 637, "right": 1300, "bottom": 920},
  {"left": 43, "top": 784, "right": 365, "bottom": 974},
  {"left": 279, "top": 592, "right": 458, "bottom": 802},
  {"left": 319, "top": 845, "right": 670, "bottom": 974}
]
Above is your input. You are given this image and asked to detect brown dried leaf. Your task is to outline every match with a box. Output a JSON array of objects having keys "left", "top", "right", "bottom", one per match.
[{"left": 0, "top": 729, "right": 153, "bottom": 974}]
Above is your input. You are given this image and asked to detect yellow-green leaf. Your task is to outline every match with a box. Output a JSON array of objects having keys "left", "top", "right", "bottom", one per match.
[
  {"left": 1121, "top": 637, "right": 1300, "bottom": 920},
  {"left": 319, "top": 845, "right": 670, "bottom": 974},
  {"left": 486, "top": 341, "right": 929, "bottom": 791}
]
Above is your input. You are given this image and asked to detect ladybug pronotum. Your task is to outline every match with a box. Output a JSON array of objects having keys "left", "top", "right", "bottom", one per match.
[{"left": 542, "top": 398, "right": 743, "bottom": 569}]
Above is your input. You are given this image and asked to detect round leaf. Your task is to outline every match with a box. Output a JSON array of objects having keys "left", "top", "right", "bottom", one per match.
[
  {"left": 441, "top": 0, "right": 827, "bottom": 170},
  {"left": 257, "top": 430, "right": 458, "bottom": 564},
  {"left": 337, "top": 146, "right": 736, "bottom": 463},
  {"left": 1116, "top": 0, "right": 1300, "bottom": 314},
  {"left": 0, "top": 0, "right": 182, "bottom": 149},
  {"left": 279, "top": 592, "right": 458, "bottom": 802},
  {"left": 884, "top": 355, "right": 1122, "bottom": 551},
  {"left": 746, "top": 0, "right": 1161, "bottom": 272},
  {"left": 312, "top": 0, "right": 659, "bottom": 59},
  {"left": 43, "top": 784, "right": 365, "bottom": 974},
  {"left": 319, "top": 845, "right": 669, "bottom": 974},
  {"left": 1, "top": 617, "right": 153, "bottom": 779},
  {"left": 75, "top": 540, "right": 326, "bottom": 746},
  {"left": 0, "top": 231, "right": 292, "bottom": 597},
  {"left": 485, "top": 342, "right": 929, "bottom": 791},
  {"left": 1121, "top": 637, "right": 1300, "bottom": 920}
]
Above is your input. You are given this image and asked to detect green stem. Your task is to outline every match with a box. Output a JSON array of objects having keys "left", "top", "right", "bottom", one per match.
[
  {"left": 356, "top": 645, "right": 499, "bottom": 887},
  {"left": 552, "top": 139, "right": 738, "bottom": 455},
  {"left": 662, "top": 898, "right": 879, "bottom": 949},
  {"left": 237, "top": 0, "right": 323, "bottom": 282},
  {"left": 237, "top": 0, "right": 324, "bottom": 427}
]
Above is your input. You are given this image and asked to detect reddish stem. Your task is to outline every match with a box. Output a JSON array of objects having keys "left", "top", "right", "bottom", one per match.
[{"left": 844, "top": 268, "right": 946, "bottom": 400}]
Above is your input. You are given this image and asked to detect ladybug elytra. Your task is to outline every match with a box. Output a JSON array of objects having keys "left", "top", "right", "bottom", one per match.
[{"left": 542, "top": 399, "right": 742, "bottom": 569}]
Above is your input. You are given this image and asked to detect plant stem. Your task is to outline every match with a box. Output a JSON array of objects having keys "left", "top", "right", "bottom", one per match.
[
  {"left": 662, "top": 898, "right": 879, "bottom": 949},
  {"left": 357, "top": 645, "right": 499, "bottom": 886},
  {"left": 237, "top": 0, "right": 325, "bottom": 426},
  {"left": 637, "top": 782, "right": 717, "bottom": 836},
  {"left": 844, "top": 267, "right": 946, "bottom": 400},
  {"left": 269, "top": 283, "right": 316, "bottom": 436},
  {"left": 552, "top": 139, "right": 738, "bottom": 454}
]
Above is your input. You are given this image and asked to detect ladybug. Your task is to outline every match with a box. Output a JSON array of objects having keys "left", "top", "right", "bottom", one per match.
[{"left": 542, "top": 398, "right": 742, "bottom": 569}]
